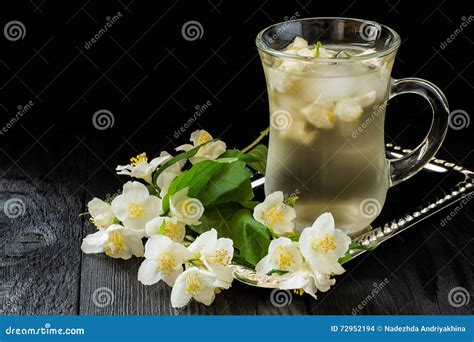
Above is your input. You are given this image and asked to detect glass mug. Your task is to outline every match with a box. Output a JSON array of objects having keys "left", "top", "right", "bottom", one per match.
[{"left": 256, "top": 18, "right": 450, "bottom": 235}]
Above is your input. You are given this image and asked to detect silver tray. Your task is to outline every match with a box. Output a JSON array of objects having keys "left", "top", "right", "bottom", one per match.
[{"left": 231, "top": 143, "right": 474, "bottom": 288}]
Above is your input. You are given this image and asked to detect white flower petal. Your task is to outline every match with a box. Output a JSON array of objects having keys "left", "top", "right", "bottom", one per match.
[
  {"left": 311, "top": 212, "right": 335, "bottom": 235},
  {"left": 122, "top": 234, "right": 144, "bottom": 257},
  {"left": 142, "top": 195, "right": 163, "bottom": 218},
  {"left": 333, "top": 229, "right": 351, "bottom": 258},
  {"left": 81, "top": 231, "right": 108, "bottom": 253},
  {"left": 268, "top": 237, "right": 292, "bottom": 254},
  {"left": 110, "top": 194, "right": 130, "bottom": 221},
  {"left": 175, "top": 144, "right": 193, "bottom": 152},
  {"left": 188, "top": 229, "right": 217, "bottom": 254},
  {"left": 122, "top": 181, "right": 150, "bottom": 202},
  {"left": 162, "top": 266, "right": 184, "bottom": 287},
  {"left": 145, "top": 216, "right": 166, "bottom": 237},
  {"left": 193, "top": 286, "right": 216, "bottom": 306},
  {"left": 313, "top": 272, "right": 336, "bottom": 292},
  {"left": 171, "top": 274, "right": 192, "bottom": 308},
  {"left": 255, "top": 255, "right": 273, "bottom": 275},
  {"left": 138, "top": 259, "right": 162, "bottom": 285},
  {"left": 144, "top": 235, "right": 173, "bottom": 259}
]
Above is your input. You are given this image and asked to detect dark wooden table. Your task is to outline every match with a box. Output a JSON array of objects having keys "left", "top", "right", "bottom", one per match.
[{"left": 1, "top": 137, "right": 472, "bottom": 315}]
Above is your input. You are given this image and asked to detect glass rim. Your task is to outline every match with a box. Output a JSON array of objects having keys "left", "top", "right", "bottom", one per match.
[{"left": 255, "top": 17, "right": 401, "bottom": 63}]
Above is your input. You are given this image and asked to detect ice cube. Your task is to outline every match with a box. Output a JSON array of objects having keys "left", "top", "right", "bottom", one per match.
[
  {"left": 318, "top": 47, "right": 337, "bottom": 58},
  {"left": 278, "top": 115, "right": 318, "bottom": 144},
  {"left": 297, "top": 72, "right": 360, "bottom": 103},
  {"left": 267, "top": 68, "right": 293, "bottom": 92},
  {"left": 292, "top": 37, "right": 308, "bottom": 49},
  {"left": 297, "top": 48, "right": 314, "bottom": 57},
  {"left": 265, "top": 58, "right": 305, "bottom": 93},
  {"left": 333, "top": 91, "right": 376, "bottom": 122},
  {"left": 333, "top": 101, "right": 362, "bottom": 122},
  {"left": 301, "top": 102, "right": 336, "bottom": 129},
  {"left": 353, "top": 71, "right": 388, "bottom": 102}
]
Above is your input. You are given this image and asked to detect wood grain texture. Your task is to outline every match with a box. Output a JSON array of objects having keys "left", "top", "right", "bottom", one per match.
[
  {"left": 1, "top": 141, "right": 472, "bottom": 315},
  {"left": 0, "top": 142, "right": 86, "bottom": 315}
]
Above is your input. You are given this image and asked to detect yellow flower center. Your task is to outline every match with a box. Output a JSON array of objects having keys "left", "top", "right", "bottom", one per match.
[
  {"left": 156, "top": 253, "right": 175, "bottom": 276},
  {"left": 262, "top": 206, "right": 284, "bottom": 228},
  {"left": 327, "top": 110, "right": 335, "bottom": 123},
  {"left": 185, "top": 272, "right": 204, "bottom": 296},
  {"left": 312, "top": 233, "right": 336, "bottom": 253},
  {"left": 103, "top": 231, "right": 125, "bottom": 257},
  {"left": 130, "top": 152, "right": 148, "bottom": 167},
  {"left": 209, "top": 249, "right": 231, "bottom": 266},
  {"left": 293, "top": 288, "right": 304, "bottom": 296},
  {"left": 129, "top": 203, "right": 145, "bottom": 218},
  {"left": 89, "top": 217, "right": 99, "bottom": 229},
  {"left": 275, "top": 246, "right": 294, "bottom": 270},
  {"left": 163, "top": 221, "right": 181, "bottom": 241},
  {"left": 196, "top": 133, "right": 211, "bottom": 145}
]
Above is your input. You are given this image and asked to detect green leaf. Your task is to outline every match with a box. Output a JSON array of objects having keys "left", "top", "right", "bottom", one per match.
[
  {"left": 146, "top": 184, "right": 159, "bottom": 195},
  {"left": 338, "top": 253, "right": 353, "bottom": 265},
  {"left": 191, "top": 202, "right": 242, "bottom": 238},
  {"left": 266, "top": 269, "right": 289, "bottom": 276},
  {"left": 161, "top": 160, "right": 224, "bottom": 212},
  {"left": 314, "top": 41, "right": 322, "bottom": 58},
  {"left": 239, "top": 200, "right": 259, "bottom": 210},
  {"left": 338, "top": 241, "right": 379, "bottom": 264},
  {"left": 232, "top": 253, "right": 254, "bottom": 268},
  {"left": 158, "top": 219, "right": 167, "bottom": 235},
  {"left": 198, "top": 161, "right": 253, "bottom": 206},
  {"left": 152, "top": 141, "right": 213, "bottom": 185},
  {"left": 233, "top": 272, "right": 258, "bottom": 285},
  {"left": 213, "top": 157, "right": 239, "bottom": 163},
  {"left": 220, "top": 149, "right": 244, "bottom": 159},
  {"left": 289, "top": 233, "right": 301, "bottom": 242},
  {"left": 240, "top": 144, "right": 267, "bottom": 175},
  {"left": 229, "top": 209, "right": 271, "bottom": 266}
]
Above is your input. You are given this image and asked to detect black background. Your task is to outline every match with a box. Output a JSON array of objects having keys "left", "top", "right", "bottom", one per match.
[
  {"left": 0, "top": 0, "right": 473, "bottom": 164},
  {"left": 0, "top": 0, "right": 473, "bottom": 315}
]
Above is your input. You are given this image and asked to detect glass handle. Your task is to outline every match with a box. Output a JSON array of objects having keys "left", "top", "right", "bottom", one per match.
[{"left": 387, "top": 78, "right": 450, "bottom": 186}]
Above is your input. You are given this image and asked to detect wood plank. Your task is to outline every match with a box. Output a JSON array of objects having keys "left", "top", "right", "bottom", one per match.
[{"left": 0, "top": 140, "right": 86, "bottom": 315}]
